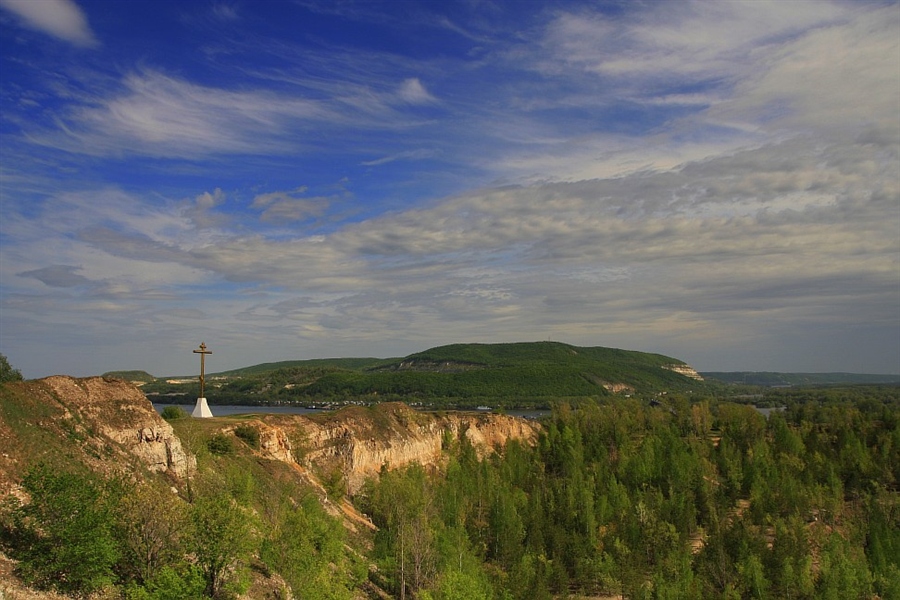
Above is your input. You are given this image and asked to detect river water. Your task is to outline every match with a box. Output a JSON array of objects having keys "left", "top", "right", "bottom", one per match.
[
  {"left": 153, "top": 403, "right": 327, "bottom": 417},
  {"left": 152, "top": 403, "right": 551, "bottom": 419},
  {"left": 154, "top": 404, "right": 775, "bottom": 420}
]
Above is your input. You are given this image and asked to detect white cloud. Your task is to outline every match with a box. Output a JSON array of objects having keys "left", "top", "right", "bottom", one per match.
[
  {"left": 24, "top": 67, "right": 446, "bottom": 160},
  {"left": 397, "top": 78, "right": 436, "bottom": 104},
  {"left": 18, "top": 70, "right": 329, "bottom": 158},
  {"left": 483, "top": 1, "right": 898, "bottom": 188},
  {"left": 1, "top": 188, "right": 218, "bottom": 297},
  {"left": 195, "top": 188, "right": 225, "bottom": 210},
  {"left": 250, "top": 189, "right": 331, "bottom": 223},
  {"left": 51, "top": 138, "right": 881, "bottom": 337},
  {"left": 361, "top": 148, "right": 438, "bottom": 166},
  {"left": 83, "top": 71, "right": 325, "bottom": 155},
  {"left": 0, "top": 0, "right": 97, "bottom": 47},
  {"left": 17, "top": 264, "right": 90, "bottom": 288},
  {"left": 711, "top": 5, "right": 900, "bottom": 139},
  {"left": 541, "top": 0, "right": 850, "bottom": 81}
]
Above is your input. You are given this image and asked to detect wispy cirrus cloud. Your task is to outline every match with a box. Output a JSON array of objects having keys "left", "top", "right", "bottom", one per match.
[
  {"left": 17, "top": 265, "right": 91, "bottom": 288},
  {"left": 22, "top": 67, "right": 445, "bottom": 161},
  {"left": 251, "top": 188, "right": 332, "bottom": 223},
  {"left": 711, "top": 4, "right": 900, "bottom": 138},
  {"left": 361, "top": 148, "right": 438, "bottom": 166},
  {"left": 539, "top": 0, "right": 850, "bottom": 82},
  {"left": 483, "top": 1, "right": 898, "bottom": 185},
  {"left": 210, "top": 3, "right": 239, "bottom": 22},
  {"left": 51, "top": 70, "right": 328, "bottom": 157},
  {"left": 0, "top": 0, "right": 97, "bottom": 47}
]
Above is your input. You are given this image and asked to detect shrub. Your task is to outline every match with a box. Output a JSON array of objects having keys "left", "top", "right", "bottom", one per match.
[
  {"left": 321, "top": 466, "right": 347, "bottom": 501},
  {"left": 190, "top": 490, "right": 256, "bottom": 598},
  {"left": 9, "top": 464, "right": 121, "bottom": 596},
  {"left": 234, "top": 424, "right": 260, "bottom": 449},
  {"left": 207, "top": 433, "right": 234, "bottom": 456},
  {"left": 124, "top": 565, "right": 206, "bottom": 600},
  {"left": 116, "top": 483, "right": 188, "bottom": 584},
  {"left": 160, "top": 406, "right": 188, "bottom": 421},
  {"left": 0, "top": 353, "right": 23, "bottom": 383}
]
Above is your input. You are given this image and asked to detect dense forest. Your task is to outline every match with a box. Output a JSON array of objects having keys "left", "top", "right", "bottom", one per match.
[
  {"left": 2, "top": 384, "right": 898, "bottom": 599},
  {"left": 358, "top": 393, "right": 900, "bottom": 599}
]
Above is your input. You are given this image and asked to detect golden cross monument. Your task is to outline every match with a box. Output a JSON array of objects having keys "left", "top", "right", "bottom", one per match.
[{"left": 193, "top": 342, "right": 212, "bottom": 400}]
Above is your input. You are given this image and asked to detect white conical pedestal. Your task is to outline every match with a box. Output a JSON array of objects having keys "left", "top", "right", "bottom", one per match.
[{"left": 192, "top": 397, "right": 213, "bottom": 418}]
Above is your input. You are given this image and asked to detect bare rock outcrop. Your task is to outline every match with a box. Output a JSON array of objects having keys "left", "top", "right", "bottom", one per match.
[
  {"left": 6, "top": 376, "right": 536, "bottom": 495},
  {"left": 40, "top": 375, "right": 192, "bottom": 478},
  {"left": 662, "top": 364, "right": 704, "bottom": 381},
  {"left": 257, "top": 403, "right": 540, "bottom": 493},
  {"left": 219, "top": 420, "right": 295, "bottom": 463}
]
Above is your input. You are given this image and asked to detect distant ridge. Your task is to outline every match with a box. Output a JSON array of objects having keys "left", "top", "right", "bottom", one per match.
[
  {"left": 212, "top": 357, "right": 391, "bottom": 377},
  {"left": 285, "top": 341, "right": 706, "bottom": 402},
  {"left": 702, "top": 372, "right": 900, "bottom": 386},
  {"left": 139, "top": 341, "right": 709, "bottom": 407},
  {"left": 101, "top": 370, "right": 155, "bottom": 383}
]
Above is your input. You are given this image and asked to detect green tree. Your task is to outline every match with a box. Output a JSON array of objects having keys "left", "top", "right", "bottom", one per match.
[
  {"left": 124, "top": 565, "right": 206, "bottom": 600},
  {"left": 816, "top": 533, "right": 873, "bottom": 600},
  {"left": 189, "top": 488, "right": 256, "bottom": 598},
  {"left": 433, "top": 568, "right": 492, "bottom": 600},
  {"left": 737, "top": 553, "right": 770, "bottom": 599},
  {"left": 487, "top": 483, "right": 526, "bottom": 569},
  {"left": 366, "top": 465, "right": 437, "bottom": 599},
  {"left": 865, "top": 489, "right": 900, "bottom": 592},
  {"left": 0, "top": 353, "right": 23, "bottom": 383},
  {"left": 508, "top": 552, "right": 553, "bottom": 600},
  {"left": 117, "top": 482, "right": 188, "bottom": 584},
  {"left": 10, "top": 464, "right": 121, "bottom": 596},
  {"left": 767, "top": 516, "right": 815, "bottom": 599},
  {"left": 695, "top": 517, "right": 768, "bottom": 597},
  {"left": 260, "top": 495, "right": 357, "bottom": 600}
]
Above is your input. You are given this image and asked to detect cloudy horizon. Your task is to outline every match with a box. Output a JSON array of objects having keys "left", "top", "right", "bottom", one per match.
[{"left": 1, "top": 0, "right": 898, "bottom": 379}]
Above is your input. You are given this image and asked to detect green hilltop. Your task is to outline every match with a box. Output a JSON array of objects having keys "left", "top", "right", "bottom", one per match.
[
  {"left": 101, "top": 369, "right": 156, "bottom": 383},
  {"left": 212, "top": 357, "right": 392, "bottom": 377},
  {"left": 301, "top": 341, "right": 702, "bottom": 400}
]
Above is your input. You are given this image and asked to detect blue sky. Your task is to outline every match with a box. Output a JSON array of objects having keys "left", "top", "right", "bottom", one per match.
[{"left": 1, "top": 0, "right": 898, "bottom": 379}]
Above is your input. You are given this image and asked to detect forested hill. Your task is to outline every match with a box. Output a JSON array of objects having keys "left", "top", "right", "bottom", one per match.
[
  {"left": 144, "top": 341, "right": 708, "bottom": 407},
  {"left": 249, "top": 341, "right": 706, "bottom": 402}
]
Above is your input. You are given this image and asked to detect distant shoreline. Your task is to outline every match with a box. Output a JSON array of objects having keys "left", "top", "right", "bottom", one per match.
[{"left": 152, "top": 403, "right": 551, "bottom": 420}]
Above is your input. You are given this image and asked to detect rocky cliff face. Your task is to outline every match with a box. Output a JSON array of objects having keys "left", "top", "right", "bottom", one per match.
[
  {"left": 38, "top": 376, "right": 192, "bottom": 478},
  {"left": 252, "top": 403, "right": 540, "bottom": 493},
  {"left": 663, "top": 364, "right": 704, "bottom": 381},
  {"left": 2, "top": 376, "right": 537, "bottom": 498}
]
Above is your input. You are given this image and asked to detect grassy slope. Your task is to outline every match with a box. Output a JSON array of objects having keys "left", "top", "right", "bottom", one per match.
[{"left": 0, "top": 381, "right": 77, "bottom": 481}]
